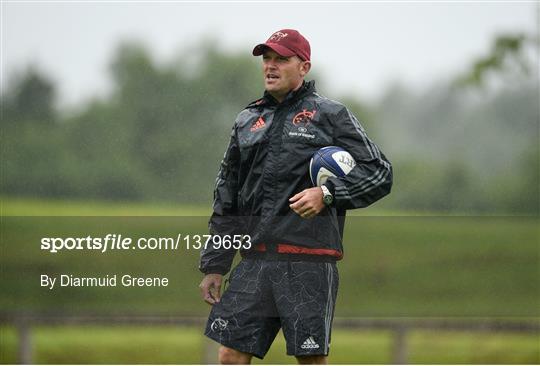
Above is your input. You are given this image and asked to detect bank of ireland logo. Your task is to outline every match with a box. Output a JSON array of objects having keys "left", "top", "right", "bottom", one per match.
[
  {"left": 293, "top": 109, "right": 317, "bottom": 126},
  {"left": 289, "top": 109, "right": 317, "bottom": 139},
  {"left": 269, "top": 31, "right": 288, "bottom": 42},
  {"left": 210, "top": 317, "right": 228, "bottom": 331}
]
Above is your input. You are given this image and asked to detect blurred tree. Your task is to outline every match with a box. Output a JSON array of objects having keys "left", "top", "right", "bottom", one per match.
[
  {"left": 1, "top": 34, "right": 536, "bottom": 214},
  {"left": 456, "top": 3, "right": 538, "bottom": 88},
  {"left": 0, "top": 68, "right": 69, "bottom": 198},
  {"left": 455, "top": 33, "right": 534, "bottom": 86},
  {"left": 2, "top": 67, "right": 57, "bottom": 124},
  {"left": 452, "top": 16, "right": 539, "bottom": 214},
  {"left": 74, "top": 39, "right": 263, "bottom": 203},
  {"left": 375, "top": 78, "right": 538, "bottom": 214}
]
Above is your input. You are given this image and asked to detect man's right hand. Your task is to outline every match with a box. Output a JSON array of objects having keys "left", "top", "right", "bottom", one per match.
[{"left": 199, "top": 273, "right": 223, "bottom": 305}]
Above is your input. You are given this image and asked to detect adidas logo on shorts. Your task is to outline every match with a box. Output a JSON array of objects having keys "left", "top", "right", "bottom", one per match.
[{"left": 300, "top": 336, "right": 320, "bottom": 349}]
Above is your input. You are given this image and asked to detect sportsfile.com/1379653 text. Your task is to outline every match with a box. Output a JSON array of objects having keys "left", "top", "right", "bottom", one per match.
[{"left": 40, "top": 234, "right": 252, "bottom": 253}]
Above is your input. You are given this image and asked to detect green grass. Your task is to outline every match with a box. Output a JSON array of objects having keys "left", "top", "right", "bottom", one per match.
[
  {"left": 0, "top": 197, "right": 211, "bottom": 216},
  {"left": 1, "top": 198, "right": 538, "bottom": 317},
  {"left": 1, "top": 198, "right": 539, "bottom": 363},
  {"left": 0, "top": 196, "right": 426, "bottom": 217},
  {"left": 1, "top": 326, "right": 538, "bottom": 364},
  {"left": 0, "top": 326, "right": 203, "bottom": 364}
]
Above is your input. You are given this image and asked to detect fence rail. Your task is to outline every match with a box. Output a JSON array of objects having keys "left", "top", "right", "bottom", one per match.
[{"left": 1, "top": 313, "right": 539, "bottom": 364}]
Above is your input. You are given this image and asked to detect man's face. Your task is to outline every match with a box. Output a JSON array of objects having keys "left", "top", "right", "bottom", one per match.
[{"left": 262, "top": 49, "right": 310, "bottom": 101}]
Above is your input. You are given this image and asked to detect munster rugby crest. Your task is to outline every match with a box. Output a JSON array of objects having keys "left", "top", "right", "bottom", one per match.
[
  {"left": 210, "top": 317, "right": 228, "bottom": 331},
  {"left": 292, "top": 109, "right": 317, "bottom": 126}
]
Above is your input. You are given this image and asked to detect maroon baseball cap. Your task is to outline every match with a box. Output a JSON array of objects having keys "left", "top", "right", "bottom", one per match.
[{"left": 252, "top": 29, "right": 311, "bottom": 61}]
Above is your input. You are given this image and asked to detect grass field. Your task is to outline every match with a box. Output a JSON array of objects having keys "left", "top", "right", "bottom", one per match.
[
  {"left": 1, "top": 197, "right": 539, "bottom": 363},
  {"left": 0, "top": 196, "right": 426, "bottom": 216},
  {"left": 0, "top": 197, "right": 212, "bottom": 216},
  {"left": 1, "top": 326, "right": 538, "bottom": 364},
  {"left": 1, "top": 198, "right": 538, "bottom": 316}
]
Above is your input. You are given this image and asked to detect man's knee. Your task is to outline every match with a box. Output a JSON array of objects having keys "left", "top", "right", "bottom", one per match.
[
  {"left": 218, "top": 346, "right": 252, "bottom": 364},
  {"left": 296, "top": 355, "right": 328, "bottom": 365}
]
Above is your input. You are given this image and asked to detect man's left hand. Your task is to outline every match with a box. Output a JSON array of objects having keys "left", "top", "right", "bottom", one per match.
[{"left": 289, "top": 187, "right": 325, "bottom": 219}]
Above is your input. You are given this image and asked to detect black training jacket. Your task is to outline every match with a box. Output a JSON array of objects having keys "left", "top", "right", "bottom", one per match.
[{"left": 200, "top": 81, "right": 392, "bottom": 275}]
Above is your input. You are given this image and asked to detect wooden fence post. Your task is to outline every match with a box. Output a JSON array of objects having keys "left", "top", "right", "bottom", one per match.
[
  {"left": 392, "top": 326, "right": 408, "bottom": 364},
  {"left": 17, "top": 321, "right": 32, "bottom": 364}
]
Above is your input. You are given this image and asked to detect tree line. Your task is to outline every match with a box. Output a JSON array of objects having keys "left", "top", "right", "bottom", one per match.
[{"left": 1, "top": 38, "right": 537, "bottom": 214}]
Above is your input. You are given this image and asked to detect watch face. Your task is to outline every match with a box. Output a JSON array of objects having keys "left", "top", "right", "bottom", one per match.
[{"left": 323, "top": 195, "right": 333, "bottom": 205}]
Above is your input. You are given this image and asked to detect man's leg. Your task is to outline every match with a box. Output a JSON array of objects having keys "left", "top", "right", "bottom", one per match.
[
  {"left": 205, "top": 260, "right": 281, "bottom": 361},
  {"left": 218, "top": 346, "right": 253, "bottom": 364},
  {"left": 274, "top": 261, "right": 339, "bottom": 361},
  {"left": 296, "top": 355, "right": 328, "bottom": 364}
]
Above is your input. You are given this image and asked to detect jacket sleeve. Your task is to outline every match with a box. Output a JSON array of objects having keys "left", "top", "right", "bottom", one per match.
[
  {"left": 199, "top": 126, "right": 241, "bottom": 275},
  {"left": 324, "top": 106, "right": 393, "bottom": 210}
]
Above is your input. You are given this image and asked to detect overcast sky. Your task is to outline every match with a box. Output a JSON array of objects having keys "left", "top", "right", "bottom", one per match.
[{"left": 2, "top": 1, "right": 537, "bottom": 107}]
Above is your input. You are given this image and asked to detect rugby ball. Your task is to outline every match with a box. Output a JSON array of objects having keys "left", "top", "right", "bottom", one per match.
[{"left": 309, "top": 146, "right": 356, "bottom": 187}]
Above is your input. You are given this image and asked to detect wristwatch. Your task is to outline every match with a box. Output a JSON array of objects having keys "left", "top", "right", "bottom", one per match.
[{"left": 321, "top": 185, "right": 333, "bottom": 206}]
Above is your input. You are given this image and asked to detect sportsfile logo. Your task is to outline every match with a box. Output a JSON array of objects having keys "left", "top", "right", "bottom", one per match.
[{"left": 300, "top": 336, "right": 320, "bottom": 349}]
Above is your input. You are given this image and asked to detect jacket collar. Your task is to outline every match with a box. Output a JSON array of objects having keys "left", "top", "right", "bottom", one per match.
[{"left": 248, "top": 80, "right": 316, "bottom": 109}]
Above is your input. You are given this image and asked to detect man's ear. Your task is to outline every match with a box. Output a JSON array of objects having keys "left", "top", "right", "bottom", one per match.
[{"left": 300, "top": 61, "right": 311, "bottom": 77}]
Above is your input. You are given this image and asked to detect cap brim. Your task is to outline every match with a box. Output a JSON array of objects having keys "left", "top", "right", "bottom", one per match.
[{"left": 252, "top": 43, "right": 297, "bottom": 57}]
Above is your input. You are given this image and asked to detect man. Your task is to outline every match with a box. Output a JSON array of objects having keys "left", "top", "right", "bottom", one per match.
[{"left": 199, "top": 29, "right": 392, "bottom": 364}]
